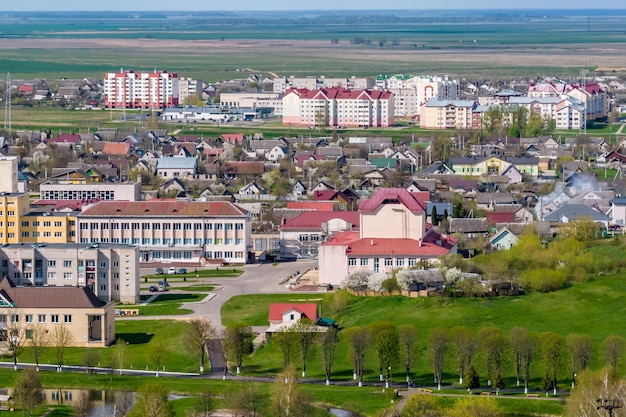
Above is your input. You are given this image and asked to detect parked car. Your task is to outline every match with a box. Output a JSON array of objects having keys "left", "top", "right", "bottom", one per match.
[
  {"left": 167, "top": 267, "right": 176, "bottom": 274},
  {"left": 155, "top": 267, "right": 163, "bottom": 275},
  {"left": 149, "top": 285, "right": 159, "bottom": 292},
  {"left": 178, "top": 268, "right": 187, "bottom": 274},
  {"left": 158, "top": 280, "right": 170, "bottom": 287}
]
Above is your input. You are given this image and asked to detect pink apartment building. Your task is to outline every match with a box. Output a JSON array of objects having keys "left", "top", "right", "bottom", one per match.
[{"left": 318, "top": 188, "right": 457, "bottom": 287}]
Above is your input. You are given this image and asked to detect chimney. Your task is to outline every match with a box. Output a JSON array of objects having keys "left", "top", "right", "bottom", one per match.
[
  {"left": 418, "top": 238, "right": 422, "bottom": 247},
  {"left": 370, "top": 239, "right": 374, "bottom": 246}
]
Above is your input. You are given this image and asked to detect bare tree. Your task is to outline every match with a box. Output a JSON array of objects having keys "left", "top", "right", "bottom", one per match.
[
  {"left": 319, "top": 327, "right": 338, "bottom": 385},
  {"left": 450, "top": 326, "right": 479, "bottom": 385},
  {"left": 227, "top": 383, "right": 266, "bottom": 417},
  {"left": 52, "top": 323, "right": 75, "bottom": 372},
  {"left": 568, "top": 334, "right": 594, "bottom": 388},
  {"left": 603, "top": 334, "right": 625, "bottom": 372},
  {"left": 182, "top": 318, "right": 214, "bottom": 373},
  {"left": 29, "top": 324, "right": 49, "bottom": 372},
  {"left": 82, "top": 348, "right": 100, "bottom": 378},
  {"left": 13, "top": 367, "right": 42, "bottom": 417},
  {"left": 114, "top": 389, "right": 134, "bottom": 417},
  {"left": 346, "top": 326, "right": 371, "bottom": 387},
  {"left": 478, "top": 326, "right": 508, "bottom": 390},
  {"left": 74, "top": 390, "right": 94, "bottom": 417},
  {"left": 223, "top": 322, "right": 253, "bottom": 375},
  {"left": 293, "top": 319, "right": 318, "bottom": 378},
  {"left": 6, "top": 311, "right": 25, "bottom": 371},
  {"left": 566, "top": 369, "right": 626, "bottom": 417},
  {"left": 271, "top": 365, "right": 312, "bottom": 417},
  {"left": 509, "top": 326, "right": 536, "bottom": 394},
  {"left": 428, "top": 328, "right": 448, "bottom": 390},
  {"left": 541, "top": 331, "right": 565, "bottom": 395},
  {"left": 148, "top": 335, "right": 168, "bottom": 377},
  {"left": 193, "top": 387, "right": 216, "bottom": 417},
  {"left": 398, "top": 324, "right": 418, "bottom": 385}
]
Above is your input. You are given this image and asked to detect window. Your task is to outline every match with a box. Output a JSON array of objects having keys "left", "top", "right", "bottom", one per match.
[
  {"left": 22, "top": 232, "right": 29, "bottom": 237},
  {"left": 184, "top": 223, "right": 192, "bottom": 230},
  {"left": 224, "top": 251, "right": 233, "bottom": 258},
  {"left": 204, "top": 223, "right": 212, "bottom": 230},
  {"left": 51, "top": 315, "right": 59, "bottom": 323},
  {"left": 408, "top": 258, "right": 417, "bottom": 267},
  {"left": 55, "top": 232, "right": 62, "bottom": 237},
  {"left": 225, "top": 238, "right": 233, "bottom": 245},
  {"left": 25, "top": 329, "right": 33, "bottom": 339},
  {"left": 11, "top": 314, "right": 19, "bottom": 323},
  {"left": 101, "top": 223, "right": 109, "bottom": 229},
  {"left": 236, "top": 223, "right": 244, "bottom": 230},
  {"left": 153, "top": 238, "right": 161, "bottom": 245},
  {"left": 132, "top": 223, "right": 140, "bottom": 230},
  {"left": 38, "top": 314, "right": 46, "bottom": 323},
  {"left": 49, "top": 261, "right": 57, "bottom": 267},
  {"left": 194, "top": 223, "right": 202, "bottom": 230},
  {"left": 142, "top": 223, "right": 150, "bottom": 230},
  {"left": 100, "top": 261, "right": 107, "bottom": 268},
  {"left": 114, "top": 284, "right": 119, "bottom": 291},
  {"left": 384, "top": 258, "right": 393, "bottom": 266},
  {"left": 163, "top": 223, "right": 171, "bottom": 230},
  {"left": 63, "top": 260, "right": 72, "bottom": 267},
  {"left": 25, "top": 314, "right": 33, "bottom": 323},
  {"left": 64, "top": 315, "right": 72, "bottom": 323},
  {"left": 21, "top": 221, "right": 29, "bottom": 226},
  {"left": 204, "top": 238, "right": 213, "bottom": 245},
  {"left": 360, "top": 258, "right": 369, "bottom": 266},
  {"left": 216, "top": 238, "right": 223, "bottom": 245},
  {"left": 54, "top": 221, "right": 62, "bottom": 227},
  {"left": 48, "top": 272, "right": 57, "bottom": 279},
  {"left": 173, "top": 223, "right": 181, "bottom": 230},
  {"left": 348, "top": 258, "right": 356, "bottom": 266},
  {"left": 225, "top": 223, "right": 233, "bottom": 230},
  {"left": 64, "top": 272, "right": 72, "bottom": 280},
  {"left": 184, "top": 238, "right": 192, "bottom": 245},
  {"left": 215, "top": 223, "right": 223, "bottom": 230},
  {"left": 100, "top": 284, "right": 106, "bottom": 291},
  {"left": 43, "top": 221, "right": 51, "bottom": 227},
  {"left": 183, "top": 251, "right": 192, "bottom": 259},
  {"left": 99, "top": 272, "right": 107, "bottom": 280},
  {"left": 236, "top": 238, "right": 243, "bottom": 245},
  {"left": 121, "top": 223, "right": 129, "bottom": 230},
  {"left": 174, "top": 238, "right": 181, "bottom": 245},
  {"left": 374, "top": 258, "right": 380, "bottom": 273},
  {"left": 152, "top": 223, "right": 161, "bottom": 230},
  {"left": 396, "top": 258, "right": 405, "bottom": 267}
]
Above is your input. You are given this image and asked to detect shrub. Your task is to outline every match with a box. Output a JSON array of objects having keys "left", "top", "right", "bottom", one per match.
[
  {"left": 520, "top": 268, "right": 568, "bottom": 292},
  {"left": 381, "top": 277, "right": 400, "bottom": 293}
]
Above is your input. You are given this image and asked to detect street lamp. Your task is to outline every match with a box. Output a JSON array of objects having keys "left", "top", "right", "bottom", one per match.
[
  {"left": 597, "top": 398, "right": 622, "bottom": 417},
  {"left": 386, "top": 366, "right": 391, "bottom": 389}
]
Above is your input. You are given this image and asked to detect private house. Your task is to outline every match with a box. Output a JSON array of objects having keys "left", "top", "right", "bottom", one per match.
[
  {"left": 0, "top": 276, "right": 115, "bottom": 347},
  {"left": 318, "top": 188, "right": 457, "bottom": 287},
  {"left": 448, "top": 218, "right": 488, "bottom": 239},
  {"left": 543, "top": 204, "right": 609, "bottom": 228},
  {"left": 160, "top": 177, "right": 187, "bottom": 196},
  {"left": 489, "top": 227, "right": 520, "bottom": 251},
  {"left": 608, "top": 197, "right": 626, "bottom": 226},
  {"left": 290, "top": 180, "right": 307, "bottom": 199},
  {"left": 221, "top": 161, "right": 265, "bottom": 179},
  {"left": 238, "top": 182, "right": 265, "bottom": 195},
  {"left": 268, "top": 303, "right": 319, "bottom": 326},
  {"left": 156, "top": 157, "right": 198, "bottom": 178},
  {"left": 450, "top": 155, "right": 539, "bottom": 180},
  {"left": 265, "top": 145, "right": 291, "bottom": 162}
]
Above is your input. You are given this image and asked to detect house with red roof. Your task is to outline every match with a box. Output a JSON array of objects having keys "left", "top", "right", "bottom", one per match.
[
  {"left": 319, "top": 188, "right": 457, "bottom": 286},
  {"left": 268, "top": 303, "right": 319, "bottom": 326},
  {"left": 282, "top": 87, "right": 394, "bottom": 128}
]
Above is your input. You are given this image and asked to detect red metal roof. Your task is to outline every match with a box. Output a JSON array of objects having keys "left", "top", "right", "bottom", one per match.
[
  {"left": 268, "top": 303, "right": 318, "bottom": 322},
  {"left": 31, "top": 199, "right": 101, "bottom": 211},
  {"left": 485, "top": 212, "right": 516, "bottom": 225},
  {"left": 285, "top": 87, "right": 393, "bottom": 100},
  {"left": 359, "top": 188, "right": 426, "bottom": 213},
  {"left": 79, "top": 201, "right": 248, "bottom": 217},
  {"left": 221, "top": 134, "right": 245, "bottom": 144},
  {"left": 345, "top": 237, "right": 455, "bottom": 257},
  {"left": 287, "top": 201, "right": 336, "bottom": 211},
  {"left": 281, "top": 211, "right": 359, "bottom": 231}
]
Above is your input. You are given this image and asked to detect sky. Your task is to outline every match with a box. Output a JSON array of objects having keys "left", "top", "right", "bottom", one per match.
[{"left": 0, "top": 0, "right": 619, "bottom": 11}]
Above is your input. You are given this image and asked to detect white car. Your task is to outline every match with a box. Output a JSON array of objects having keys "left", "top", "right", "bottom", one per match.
[{"left": 167, "top": 267, "right": 176, "bottom": 274}]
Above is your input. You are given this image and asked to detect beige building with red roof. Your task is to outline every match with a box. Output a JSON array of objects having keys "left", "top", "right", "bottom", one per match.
[
  {"left": 0, "top": 276, "right": 115, "bottom": 347},
  {"left": 283, "top": 88, "right": 394, "bottom": 128},
  {"left": 319, "top": 188, "right": 457, "bottom": 286},
  {"left": 77, "top": 201, "right": 251, "bottom": 264}
]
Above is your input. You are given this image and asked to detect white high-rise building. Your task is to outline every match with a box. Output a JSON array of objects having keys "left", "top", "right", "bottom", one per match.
[
  {"left": 103, "top": 69, "right": 179, "bottom": 109},
  {"left": 376, "top": 75, "right": 460, "bottom": 117},
  {"left": 0, "top": 156, "right": 18, "bottom": 193}
]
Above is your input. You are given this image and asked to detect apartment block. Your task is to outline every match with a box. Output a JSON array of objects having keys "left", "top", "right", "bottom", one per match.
[
  {"left": 0, "top": 157, "right": 18, "bottom": 193},
  {"left": 376, "top": 75, "right": 460, "bottom": 117},
  {"left": 39, "top": 181, "right": 142, "bottom": 201},
  {"left": 0, "top": 243, "right": 139, "bottom": 304},
  {"left": 103, "top": 69, "right": 179, "bottom": 109},
  {"left": 420, "top": 99, "right": 478, "bottom": 129},
  {"left": 273, "top": 76, "right": 372, "bottom": 93},
  {"left": 283, "top": 88, "right": 394, "bottom": 128},
  {"left": 77, "top": 201, "right": 252, "bottom": 265}
]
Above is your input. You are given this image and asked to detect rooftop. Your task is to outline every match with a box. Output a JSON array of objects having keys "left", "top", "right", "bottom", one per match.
[{"left": 79, "top": 201, "right": 248, "bottom": 217}]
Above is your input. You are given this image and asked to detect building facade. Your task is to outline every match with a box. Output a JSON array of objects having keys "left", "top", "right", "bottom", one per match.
[
  {"left": 420, "top": 99, "right": 478, "bottom": 129},
  {"left": 283, "top": 88, "right": 394, "bottom": 128},
  {"left": 103, "top": 69, "right": 179, "bottom": 109},
  {"left": 0, "top": 277, "right": 115, "bottom": 347},
  {"left": 77, "top": 201, "right": 252, "bottom": 265},
  {"left": 376, "top": 75, "right": 460, "bottom": 117},
  {"left": 40, "top": 181, "right": 142, "bottom": 201},
  {"left": 0, "top": 157, "right": 19, "bottom": 193},
  {"left": 0, "top": 243, "right": 139, "bottom": 304},
  {"left": 273, "top": 76, "right": 372, "bottom": 93}
]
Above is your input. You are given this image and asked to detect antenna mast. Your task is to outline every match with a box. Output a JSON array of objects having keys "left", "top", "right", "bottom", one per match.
[{"left": 4, "top": 72, "right": 10, "bottom": 133}]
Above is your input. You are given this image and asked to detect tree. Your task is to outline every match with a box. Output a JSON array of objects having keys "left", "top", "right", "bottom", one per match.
[
  {"left": 540, "top": 331, "right": 565, "bottom": 395},
  {"left": 566, "top": 368, "right": 626, "bottom": 417},
  {"left": 223, "top": 322, "right": 253, "bottom": 375},
  {"left": 74, "top": 390, "right": 93, "bottom": 417},
  {"left": 402, "top": 392, "right": 439, "bottom": 417},
  {"left": 6, "top": 311, "right": 25, "bottom": 371},
  {"left": 182, "top": 318, "right": 214, "bottom": 373},
  {"left": 464, "top": 365, "right": 480, "bottom": 394},
  {"left": 509, "top": 326, "right": 536, "bottom": 393},
  {"left": 129, "top": 382, "right": 173, "bottom": 417},
  {"left": 110, "top": 338, "right": 128, "bottom": 376},
  {"left": 428, "top": 328, "right": 448, "bottom": 390},
  {"left": 28, "top": 324, "right": 49, "bottom": 372},
  {"left": 114, "top": 390, "right": 134, "bottom": 417},
  {"left": 271, "top": 366, "right": 311, "bottom": 417},
  {"left": 226, "top": 384, "right": 266, "bottom": 417},
  {"left": 148, "top": 335, "right": 168, "bottom": 377},
  {"left": 52, "top": 323, "right": 75, "bottom": 372},
  {"left": 431, "top": 205, "right": 439, "bottom": 226},
  {"left": 193, "top": 387, "right": 216, "bottom": 417},
  {"left": 82, "top": 348, "right": 100, "bottom": 378},
  {"left": 319, "top": 327, "right": 338, "bottom": 385},
  {"left": 449, "top": 396, "right": 502, "bottom": 417},
  {"left": 603, "top": 334, "right": 625, "bottom": 371},
  {"left": 568, "top": 334, "right": 594, "bottom": 387},
  {"left": 371, "top": 322, "right": 400, "bottom": 388},
  {"left": 13, "top": 368, "right": 42, "bottom": 417},
  {"left": 398, "top": 324, "right": 418, "bottom": 384},
  {"left": 346, "top": 326, "right": 371, "bottom": 386},
  {"left": 478, "top": 327, "right": 507, "bottom": 388},
  {"left": 273, "top": 329, "right": 300, "bottom": 369},
  {"left": 483, "top": 106, "right": 504, "bottom": 136},
  {"left": 431, "top": 135, "right": 453, "bottom": 162},
  {"left": 451, "top": 326, "right": 479, "bottom": 385},
  {"left": 293, "top": 319, "right": 318, "bottom": 378}
]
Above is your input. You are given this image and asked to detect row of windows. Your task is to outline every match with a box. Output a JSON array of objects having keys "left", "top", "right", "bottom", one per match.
[
  {"left": 80, "top": 222, "right": 244, "bottom": 231},
  {"left": 0, "top": 313, "right": 72, "bottom": 324},
  {"left": 348, "top": 257, "right": 419, "bottom": 267},
  {"left": 21, "top": 231, "right": 65, "bottom": 237},
  {"left": 78, "top": 237, "right": 244, "bottom": 246},
  {"left": 204, "top": 251, "right": 244, "bottom": 259},
  {"left": 21, "top": 221, "right": 64, "bottom": 227}
]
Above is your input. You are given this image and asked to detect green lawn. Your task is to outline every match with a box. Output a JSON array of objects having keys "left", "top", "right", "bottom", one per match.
[
  {"left": 143, "top": 269, "right": 243, "bottom": 281},
  {"left": 221, "top": 293, "right": 327, "bottom": 326},
  {"left": 124, "top": 293, "right": 205, "bottom": 316}
]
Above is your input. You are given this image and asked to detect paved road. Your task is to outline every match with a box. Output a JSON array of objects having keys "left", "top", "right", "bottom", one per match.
[{"left": 124, "top": 260, "right": 319, "bottom": 329}]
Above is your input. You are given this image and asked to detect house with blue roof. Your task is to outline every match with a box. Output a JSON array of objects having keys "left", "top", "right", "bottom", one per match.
[{"left": 156, "top": 156, "right": 198, "bottom": 179}]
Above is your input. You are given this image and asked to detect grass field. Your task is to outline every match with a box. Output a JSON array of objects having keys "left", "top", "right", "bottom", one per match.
[{"left": 123, "top": 293, "right": 205, "bottom": 316}]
